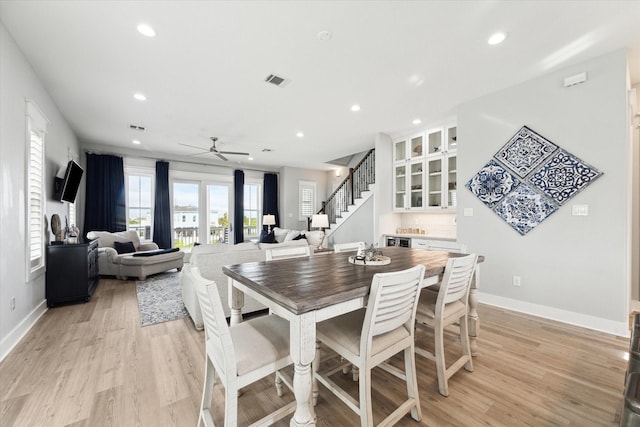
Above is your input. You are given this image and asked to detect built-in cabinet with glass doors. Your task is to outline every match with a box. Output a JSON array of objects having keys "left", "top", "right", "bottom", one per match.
[{"left": 393, "top": 123, "right": 457, "bottom": 211}]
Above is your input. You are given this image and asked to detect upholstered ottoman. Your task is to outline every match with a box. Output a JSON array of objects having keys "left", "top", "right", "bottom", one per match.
[{"left": 118, "top": 249, "right": 185, "bottom": 280}]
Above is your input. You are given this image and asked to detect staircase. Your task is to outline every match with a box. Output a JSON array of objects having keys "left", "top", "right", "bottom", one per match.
[{"left": 316, "top": 149, "right": 375, "bottom": 236}]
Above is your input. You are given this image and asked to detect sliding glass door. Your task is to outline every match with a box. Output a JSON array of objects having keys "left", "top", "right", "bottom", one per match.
[
  {"left": 173, "top": 182, "right": 200, "bottom": 249},
  {"left": 206, "top": 184, "right": 231, "bottom": 244}
]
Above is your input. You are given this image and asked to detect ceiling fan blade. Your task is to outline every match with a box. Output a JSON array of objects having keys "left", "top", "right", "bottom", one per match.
[
  {"left": 215, "top": 153, "right": 228, "bottom": 161},
  {"left": 179, "top": 142, "right": 209, "bottom": 151},
  {"left": 219, "top": 150, "right": 251, "bottom": 156}
]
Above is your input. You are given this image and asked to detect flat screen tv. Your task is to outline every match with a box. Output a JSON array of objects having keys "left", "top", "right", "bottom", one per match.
[{"left": 54, "top": 160, "right": 83, "bottom": 203}]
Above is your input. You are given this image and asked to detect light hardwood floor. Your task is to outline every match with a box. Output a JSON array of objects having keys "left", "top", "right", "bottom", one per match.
[{"left": 0, "top": 275, "right": 629, "bottom": 426}]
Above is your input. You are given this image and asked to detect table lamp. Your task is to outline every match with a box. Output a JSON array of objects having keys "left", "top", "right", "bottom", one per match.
[
  {"left": 263, "top": 214, "right": 276, "bottom": 232},
  {"left": 311, "top": 214, "right": 329, "bottom": 248}
]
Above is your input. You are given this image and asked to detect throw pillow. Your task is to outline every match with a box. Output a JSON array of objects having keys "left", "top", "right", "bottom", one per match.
[
  {"left": 284, "top": 230, "right": 301, "bottom": 241},
  {"left": 259, "top": 230, "right": 275, "bottom": 244},
  {"left": 273, "top": 227, "right": 289, "bottom": 243},
  {"left": 114, "top": 241, "right": 136, "bottom": 254}
]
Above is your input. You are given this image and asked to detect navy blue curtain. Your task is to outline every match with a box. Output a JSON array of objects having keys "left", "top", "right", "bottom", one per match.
[
  {"left": 83, "top": 153, "right": 126, "bottom": 235},
  {"left": 153, "top": 161, "right": 172, "bottom": 249},
  {"left": 233, "top": 169, "right": 244, "bottom": 244},
  {"left": 263, "top": 173, "right": 279, "bottom": 228}
]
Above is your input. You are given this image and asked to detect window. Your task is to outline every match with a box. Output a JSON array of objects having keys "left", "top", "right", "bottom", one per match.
[
  {"left": 244, "top": 183, "right": 261, "bottom": 239},
  {"left": 126, "top": 173, "right": 154, "bottom": 240},
  {"left": 25, "top": 101, "right": 48, "bottom": 281},
  {"left": 299, "top": 181, "right": 316, "bottom": 221}
]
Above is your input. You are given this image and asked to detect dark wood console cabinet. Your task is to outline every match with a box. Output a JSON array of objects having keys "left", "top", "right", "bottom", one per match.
[{"left": 46, "top": 239, "right": 99, "bottom": 307}]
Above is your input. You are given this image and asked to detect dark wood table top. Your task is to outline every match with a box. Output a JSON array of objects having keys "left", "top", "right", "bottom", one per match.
[{"left": 223, "top": 247, "right": 484, "bottom": 316}]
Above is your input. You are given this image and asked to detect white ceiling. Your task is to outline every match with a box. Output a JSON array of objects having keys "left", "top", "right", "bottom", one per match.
[{"left": 2, "top": 1, "right": 639, "bottom": 171}]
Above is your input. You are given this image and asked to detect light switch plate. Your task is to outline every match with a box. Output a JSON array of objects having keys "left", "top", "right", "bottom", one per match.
[{"left": 572, "top": 204, "right": 589, "bottom": 216}]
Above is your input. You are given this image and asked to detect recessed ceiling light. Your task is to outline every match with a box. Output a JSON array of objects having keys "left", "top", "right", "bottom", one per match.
[
  {"left": 351, "top": 104, "right": 361, "bottom": 112},
  {"left": 412, "top": 118, "right": 422, "bottom": 125},
  {"left": 133, "top": 93, "right": 146, "bottom": 101},
  {"left": 248, "top": 156, "right": 254, "bottom": 161},
  {"left": 137, "top": 23, "right": 156, "bottom": 38},
  {"left": 296, "top": 132, "right": 304, "bottom": 138},
  {"left": 132, "top": 139, "right": 141, "bottom": 145},
  {"left": 488, "top": 32, "right": 506, "bottom": 45}
]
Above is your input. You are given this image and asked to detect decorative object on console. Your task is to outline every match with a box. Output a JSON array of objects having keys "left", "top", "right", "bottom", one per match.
[
  {"left": 50, "top": 214, "right": 63, "bottom": 244},
  {"left": 466, "top": 125, "right": 602, "bottom": 235}
]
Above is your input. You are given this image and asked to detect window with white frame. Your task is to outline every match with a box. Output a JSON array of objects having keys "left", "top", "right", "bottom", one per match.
[
  {"left": 299, "top": 181, "right": 316, "bottom": 221},
  {"left": 25, "top": 101, "right": 48, "bottom": 281},
  {"left": 244, "top": 182, "right": 261, "bottom": 239},
  {"left": 126, "top": 171, "right": 154, "bottom": 240}
]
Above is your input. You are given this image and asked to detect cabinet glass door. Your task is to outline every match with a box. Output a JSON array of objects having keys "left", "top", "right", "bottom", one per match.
[
  {"left": 410, "top": 135, "right": 424, "bottom": 159},
  {"left": 409, "top": 161, "right": 423, "bottom": 209},
  {"left": 447, "top": 126, "right": 457, "bottom": 151},
  {"left": 394, "top": 164, "right": 406, "bottom": 209},
  {"left": 428, "top": 129, "right": 443, "bottom": 155},
  {"left": 394, "top": 140, "right": 407, "bottom": 162},
  {"left": 447, "top": 155, "right": 457, "bottom": 207},
  {"left": 427, "top": 158, "right": 442, "bottom": 207}
]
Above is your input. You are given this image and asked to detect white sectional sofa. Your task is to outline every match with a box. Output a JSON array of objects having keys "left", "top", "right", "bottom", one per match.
[{"left": 183, "top": 228, "right": 323, "bottom": 330}]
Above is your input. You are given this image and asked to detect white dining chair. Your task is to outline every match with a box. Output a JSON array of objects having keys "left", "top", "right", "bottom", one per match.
[
  {"left": 333, "top": 241, "right": 365, "bottom": 253},
  {"left": 414, "top": 254, "right": 478, "bottom": 397},
  {"left": 264, "top": 245, "right": 311, "bottom": 261},
  {"left": 186, "top": 264, "right": 296, "bottom": 427},
  {"left": 314, "top": 265, "right": 425, "bottom": 427}
]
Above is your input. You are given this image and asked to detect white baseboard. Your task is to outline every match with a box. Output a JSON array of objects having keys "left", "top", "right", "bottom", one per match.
[
  {"left": 0, "top": 300, "right": 48, "bottom": 362},
  {"left": 478, "top": 292, "right": 629, "bottom": 338}
]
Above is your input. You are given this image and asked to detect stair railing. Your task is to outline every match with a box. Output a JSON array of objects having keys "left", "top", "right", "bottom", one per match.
[{"left": 309, "top": 149, "right": 375, "bottom": 228}]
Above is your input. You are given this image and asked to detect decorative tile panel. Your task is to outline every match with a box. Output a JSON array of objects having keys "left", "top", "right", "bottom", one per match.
[
  {"left": 493, "top": 185, "right": 558, "bottom": 236},
  {"left": 528, "top": 149, "right": 603, "bottom": 205},
  {"left": 494, "top": 126, "right": 558, "bottom": 177},
  {"left": 465, "top": 160, "right": 520, "bottom": 208},
  {"left": 466, "top": 125, "right": 602, "bottom": 235}
]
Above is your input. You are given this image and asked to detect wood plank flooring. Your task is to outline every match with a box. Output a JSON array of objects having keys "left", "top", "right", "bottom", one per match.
[{"left": 0, "top": 276, "right": 629, "bottom": 426}]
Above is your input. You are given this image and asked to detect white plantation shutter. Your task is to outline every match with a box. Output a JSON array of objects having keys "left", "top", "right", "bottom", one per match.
[
  {"left": 299, "top": 181, "right": 316, "bottom": 220},
  {"left": 26, "top": 101, "right": 48, "bottom": 280},
  {"left": 29, "top": 131, "right": 44, "bottom": 267}
]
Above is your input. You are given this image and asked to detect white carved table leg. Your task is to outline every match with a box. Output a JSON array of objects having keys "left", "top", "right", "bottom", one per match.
[
  {"left": 290, "top": 312, "right": 317, "bottom": 426},
  {"left": 229, "top": 277, "right": 244, "bottom": 326},
  {"left": 468, "top": 265, "right": 480, "bottom": 356}
]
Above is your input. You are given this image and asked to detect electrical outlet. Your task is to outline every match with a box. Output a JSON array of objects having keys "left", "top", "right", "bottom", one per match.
[
  {"left": 10, "top": 297, "right": 16, "bottom": 311},
  {"left": 512, "top": 276, "right": 521, "bottom": 287}
]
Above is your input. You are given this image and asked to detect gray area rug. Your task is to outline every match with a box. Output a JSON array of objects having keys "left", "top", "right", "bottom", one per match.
[{"left": 136, "top": 271, "right": 188, "bottom": 326}]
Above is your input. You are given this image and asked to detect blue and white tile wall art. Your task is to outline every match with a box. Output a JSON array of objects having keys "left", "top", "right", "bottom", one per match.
[{"left": 466, "top": 126, "right": 603, "bottom": 235}]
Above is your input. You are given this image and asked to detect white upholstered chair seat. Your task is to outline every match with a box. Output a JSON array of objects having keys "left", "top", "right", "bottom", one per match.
[
  {"left": 212, "top": 314, "right": 291, "bottom": 377},
  {"left": 416, "top": 291, "right": 466, "bottom": 321},
  {"left": 316, "top": 309, "right": 411, "bottom": 360}
]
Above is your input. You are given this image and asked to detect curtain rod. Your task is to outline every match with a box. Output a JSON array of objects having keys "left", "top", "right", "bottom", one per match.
[{"left": 84, "top": 150, "right": 280, "bottom": 174}]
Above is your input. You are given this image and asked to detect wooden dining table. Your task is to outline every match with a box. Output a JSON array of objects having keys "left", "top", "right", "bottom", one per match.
[{"left": 223, "top": 246, "right": 483, "bottom": 427}]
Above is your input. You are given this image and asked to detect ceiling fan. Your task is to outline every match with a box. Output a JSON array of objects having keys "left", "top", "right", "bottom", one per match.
[{"left": 179, "top": 137, "right": 250, "bottom": 161}]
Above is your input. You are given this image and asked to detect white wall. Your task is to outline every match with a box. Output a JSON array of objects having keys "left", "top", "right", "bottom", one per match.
[
  {"left": 325, "top": 196, "right": 375, "bottom": 248},
  {"left": 279, "top": 166, "right": 328, "bottom": 230},
  {"left": 631, "top": 83, "right": 639, "bottom": 301},
  {"left": 1, "top": 23, "right": 81, "bottom": 360},
  {"left": 457, "top": 49, "right": 630, "bottom": 335}
]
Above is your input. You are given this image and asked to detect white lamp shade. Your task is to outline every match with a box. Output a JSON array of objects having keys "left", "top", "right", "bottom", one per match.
[
  {"left": 263, "top": 214, "right": 276, "bottom": 226},
  {"left": 311, "top": 214, "right": 329, "bottom": 228}
]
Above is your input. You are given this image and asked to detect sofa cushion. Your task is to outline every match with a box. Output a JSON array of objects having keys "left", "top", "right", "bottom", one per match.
[
  {"left": 87, "top": 230, "right": 141, "bottom": 250},
  {"left": 259, "top": 230, "right": 276, "bottom": 243},
  {"left": 114, "top": 241, "right": 136, "bottom": 254},
  {"left": 273, "top": 227, "right": 289, "bottom": 243}
]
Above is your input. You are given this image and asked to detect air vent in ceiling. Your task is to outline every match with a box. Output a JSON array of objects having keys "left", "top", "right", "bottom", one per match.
[
  {"left": 265, "top": 74, "right": 290, "bottom": 87},
  {"left": 129, "top": 124, "right": 146, "bottom": 131}
]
